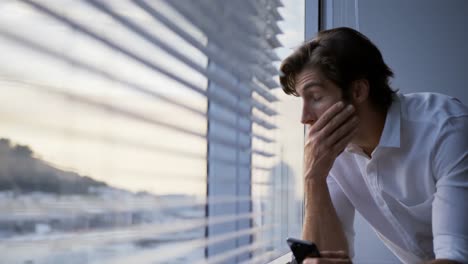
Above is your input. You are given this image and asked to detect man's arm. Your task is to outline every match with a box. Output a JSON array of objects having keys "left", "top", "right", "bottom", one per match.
[
  {"left": 302, "top": 179, "right": 349, "bottom": 253},
  {"left": 430, "top": 115, "right": 468, "bottom": 263},
  {"left": 301, "top": 102, "right": 358, "bottom": 256}
]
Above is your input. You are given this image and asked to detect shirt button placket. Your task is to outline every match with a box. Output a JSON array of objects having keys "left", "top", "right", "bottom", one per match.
[
  {"left": 367, "top": 162, "right": 387, "bottom": 211},
  {"left": 368, "top": 160, "right": 421, "bottom": 257}
]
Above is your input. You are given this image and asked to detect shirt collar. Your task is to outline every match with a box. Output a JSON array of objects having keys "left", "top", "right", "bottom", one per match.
[{"left": 346, "top": 94, "right": 401, "bottom": 153}]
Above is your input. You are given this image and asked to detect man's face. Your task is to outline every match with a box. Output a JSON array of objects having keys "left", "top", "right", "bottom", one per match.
[{"left": 296, "top": 68, "right": 346, "bottom": 125}]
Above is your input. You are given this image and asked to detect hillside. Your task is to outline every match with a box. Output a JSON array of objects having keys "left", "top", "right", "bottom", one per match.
[{"left": 0, "top": 138, "right": 108, "bottom": 194}]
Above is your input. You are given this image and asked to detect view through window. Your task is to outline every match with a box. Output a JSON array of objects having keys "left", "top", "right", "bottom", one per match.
[{"left": 0, "top": 0, "right": 304, "bottom": 263}]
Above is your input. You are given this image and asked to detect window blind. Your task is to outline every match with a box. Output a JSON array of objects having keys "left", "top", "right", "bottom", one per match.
[{"left": 0, "top": 0, "right": 298, "bottom": 263}]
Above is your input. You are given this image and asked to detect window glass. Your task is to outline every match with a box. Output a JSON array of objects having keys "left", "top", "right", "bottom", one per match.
[
  {"left": 251, "top": 0, "right": 306, "bottom": 257},
  {"left": 0, "top": 1, "right": 207, "bottom": 262}
]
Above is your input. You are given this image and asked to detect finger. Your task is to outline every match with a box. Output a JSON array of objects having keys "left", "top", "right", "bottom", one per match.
[
  {"left": 303, "top": 258, "right": 318, "bottom": 264},
  {"left": 303, "top": 258, "right": 352, "bottom": 264},
  {"left": 310, "top": 102, "right": 345, "bottom": 133},
  {"left": 319, "top": 104, "right": 356, "bottom": 138},
  {"left": 332, "top": 125, "right": 359, "bottom": 156},
  {"left": 320, "top": 251, "right": 350, "bottom": 259},
  {"left": 303, "top": 259, "right": 316, "bottom": 264},
  {"left": 324, "top": 115, "right": 359, "bottom": 147},
  {"left": 321, "top": 258, "right": 352, "bottom": 263}
]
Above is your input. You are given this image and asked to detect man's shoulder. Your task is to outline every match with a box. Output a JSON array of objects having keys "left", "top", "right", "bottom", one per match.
[{"left": 398, "top": 92, "right": 468, "bottom": 124}]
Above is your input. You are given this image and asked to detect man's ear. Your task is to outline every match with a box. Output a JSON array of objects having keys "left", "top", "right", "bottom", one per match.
[{"left": 351, "top": 79, "right": 369, "bottom": 104}]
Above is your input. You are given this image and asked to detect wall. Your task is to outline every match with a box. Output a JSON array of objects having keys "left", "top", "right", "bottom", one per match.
[{"left": 359, "top": 0, "right": 468, "bottom": 104}]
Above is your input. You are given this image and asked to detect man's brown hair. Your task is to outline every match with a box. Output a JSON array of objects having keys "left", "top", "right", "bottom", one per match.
[{"left": 279, "top": 27, "right": 396, "bottom": 112}]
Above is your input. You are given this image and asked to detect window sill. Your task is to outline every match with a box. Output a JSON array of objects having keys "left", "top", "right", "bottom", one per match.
[{"left": 268, "top": 252, "right": 292, "bottom": 264}]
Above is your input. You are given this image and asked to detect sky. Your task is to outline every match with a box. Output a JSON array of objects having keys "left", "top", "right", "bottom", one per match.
[{"left": 0, "top": 0, "right": 304, "bottom": 196}]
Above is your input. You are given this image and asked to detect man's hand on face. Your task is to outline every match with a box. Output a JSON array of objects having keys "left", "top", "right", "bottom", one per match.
[
  {"left": 304, "top": 101, "right": 359, "bottom": 182},
  {"left": 303, "top": 251, "right": 352, "bottom": 264}
]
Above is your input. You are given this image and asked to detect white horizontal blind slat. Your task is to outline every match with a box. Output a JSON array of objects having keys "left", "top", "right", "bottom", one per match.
[
  {"left": 92, "top": 225, "right": 277, "bottom": 264},
  {"left": 14, "top": 0, "right": 276, "bottom": 126},
  {"left": 84, "top": 0, "right": 278, "bottom": 118},
  {"left": 131, "top": 0, "right": 279, "bottom": 104}
]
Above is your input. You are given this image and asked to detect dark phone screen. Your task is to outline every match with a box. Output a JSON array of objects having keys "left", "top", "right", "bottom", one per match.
[{"left": 287, "top": 238, "right": 321, "bottom": 263}]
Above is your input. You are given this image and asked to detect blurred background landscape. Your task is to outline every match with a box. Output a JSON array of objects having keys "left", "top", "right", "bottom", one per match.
[{"left": 0, "top": 0, "right": 304, "bottom": 263}]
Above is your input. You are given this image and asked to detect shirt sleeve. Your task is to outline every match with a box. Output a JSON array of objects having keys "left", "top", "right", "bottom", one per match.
[
  {"left": 327, "top": 175, "right": 356, "bottom": 257},
  {"left": 432, "top": 116, "right": 468, "bottom": 262}
]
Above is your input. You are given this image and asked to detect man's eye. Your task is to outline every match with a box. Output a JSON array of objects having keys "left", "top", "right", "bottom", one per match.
[{"left": 305, "top": 93, "right": 322, "bottom": 102}]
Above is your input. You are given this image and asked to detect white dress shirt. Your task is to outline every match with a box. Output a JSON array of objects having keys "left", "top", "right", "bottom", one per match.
[{"left": 328, "top": 93, "right": 468, "bottom": 263}]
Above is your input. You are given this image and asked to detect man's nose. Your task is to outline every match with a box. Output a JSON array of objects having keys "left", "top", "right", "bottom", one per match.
[{"left": 301, "top": 107, "right": 317, "bottom": 125}]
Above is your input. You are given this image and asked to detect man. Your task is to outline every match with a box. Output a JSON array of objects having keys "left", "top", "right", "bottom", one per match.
[{"left": 279, "top": 27, "right": 467, "bottom": 263}]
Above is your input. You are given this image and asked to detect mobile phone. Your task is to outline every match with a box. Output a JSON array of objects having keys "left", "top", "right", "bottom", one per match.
[{"left": 286, "top": 237, "right": 321, "bottom": 263}]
